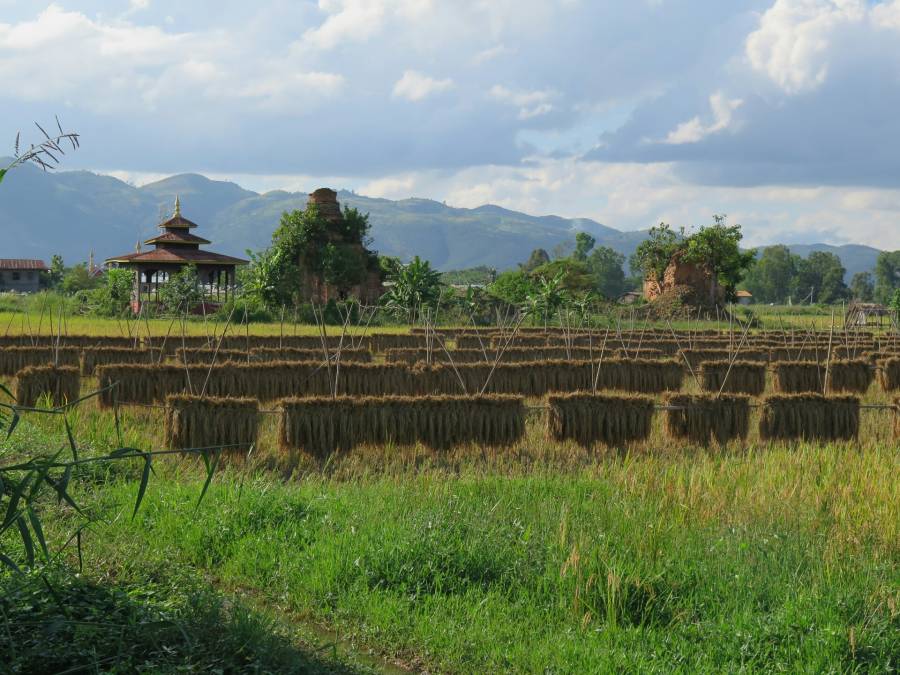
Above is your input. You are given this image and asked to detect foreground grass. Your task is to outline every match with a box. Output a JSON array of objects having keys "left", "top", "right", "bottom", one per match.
[{"left": 16, "top": 439, "right": 895, "bottom": 674}]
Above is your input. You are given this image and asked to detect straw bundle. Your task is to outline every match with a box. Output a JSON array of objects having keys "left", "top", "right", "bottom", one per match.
[
  {"left": 826, "top": 359, "right": 875, "bottom": 393},
  {"left": 547, "top": 393, "right": 654, "bottom": 448},
  {"left": 369, "top": 334, "right": 429, "bottom": 352},
  {"left": 97, "top": 364, "right": 204, "bottom": 406},
  {"left": 772, "top": 362, "right": 824, "bottom": 393},
  {"left": 0, "top": 347, "right": 80, "bottom": 375},
  {"left": 164, "top": 394, "right": 259, "bottom": 451},
  {"left": 80, "top": 347, "right": 162, "bottom": 375},
  {"left": 679, "top": 349, "right": 767, "bottom": 369},
  {"left": 699, "top": 360, "right": 767, "bottom": 396},
  {"left": 759, "top": 394, "right": 860, "bottom": 441},
  {"left": 894, "top": 397, "right": 900, "bottom": 440},
  {"left": 594, "top": 359, "right": 684, "bottom": 393},
  {"left": 278, "top": 395, "right": 525, "bottom": 455},
  {"left": 251, "top": 347, "right": 372, "bottom": 363},
  {"left": 175, "top": 348, "right": 249, "bottom": 365},
  {"left": 664, "top": 394, "right": 750, "bottom": 445},
  {"left": 878, "top": 358, "right": 900, "bottom": 392},
  {"left": 15, "top": 365, "right": 80, "bottom": 407}
]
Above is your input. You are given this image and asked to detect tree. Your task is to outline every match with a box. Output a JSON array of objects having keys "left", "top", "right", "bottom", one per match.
[
  {"left": 874, "top": 250, "right": 900, "bottom": 304},
  {"left": 849, "top": 271, "right": 875, "bottom": 302},
  {"left": 381, "top": 256, "right": 443, "bottom": 322},
  {"left": 741, "top": 245, "right": 797, "bottom": 304},
  {"left": 792, "top": 251, "right": 848, "bottom": 304},
  {"left": 89, "top": 268, "right": 133, "bottom": 316},
  {"left": 681, "top": 215, "right": 756, "bottom": 302},
  {"left": 629, "top": 223, "right": 682, "bottom": 283},
  {"left": 244, "top": 204, "right": 380, "bottom": 311},
  {"left": 573, "top": 232, "right": 596, "bottom": 262},
  {"left": 526, "top": 272, "right": 568, "bottom": 326},
  {"left": 46, "top": 254, "right": 66, "bottom": 289},
  {"left": 61, "top": 263, "right": 100, "bottom": 294},
  {"left": 521, "top": 248, "right": 551, "bottom": 273},
  {"left": 586, "top": 246, "right": 626, "bottom": 299},
  {"left": 530, "top": 259, "right": 594, "bottom": 295},
  {"left": 159, "top": 264, "right": 202, "bottom": 312},
  {"left": 489, "top": 270, "right": 537, "bottom": 305}
]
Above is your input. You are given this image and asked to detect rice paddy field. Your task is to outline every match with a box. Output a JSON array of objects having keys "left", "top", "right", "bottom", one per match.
[{"left": 1, "top": 318, "right": 898, "bottom": 673}]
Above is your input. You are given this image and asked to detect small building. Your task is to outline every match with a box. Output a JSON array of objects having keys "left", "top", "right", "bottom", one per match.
[
  {"left": 106, "top": 198, "right": 247, "bottom": 313},
  {"left": 735, "top": 290, "right": 753, "bottom": 305},
  {"left": 845, "top": 302, "right": 891, "bottom": 327},
  {"left": 0, "top": 259, "right": 47, "bottom": 293}
]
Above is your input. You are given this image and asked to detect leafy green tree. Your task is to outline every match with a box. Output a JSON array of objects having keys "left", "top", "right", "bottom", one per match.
[
  {"left": 681, "top": 215, "right": 756, "bottom": 303},
  {"left": 381, "top": 256, "right": 443, "bottom": 322},
  {"left": 160, "top": 264, "right": 202, "bottom": 312},
  {"left": 849, "top": 271, "right": 875, "bottom": 302},
  {"left": 88, "top": 268, "right": 133, "bottom": 316},
  {"left": 521, "top": 248, "right": 551, "bottom": 273},
  {"left": 530, "top": 259, "right": 594, "bottom": 295},
  {"left": 792, "top": 251, "right": 849, "bottom": 304},
  {"left": 526, "top": 272, "right": 568, "bottom": 325},
  {"left": 874, "top": 250, "right": 900, "bottom": 303},
  {"left": 489, "top": 270, "right": 536, "bottom": 305},
  {"left": 586, "top": 246, "right": 626, "bottom": 299},
  {"left": 45, "top": 254, "right": 66, "bottom": 289},
  {"left": 741, "top": 245, "right": 797, "bottom": 304},
  {"left": 629, "top": 223, "right": 682, "bottom": 282},
  {"left": 244, "top": 204, "right": 380, "bottom": 311},
  {"left": 61, "top": 263, "right": 100, "bottom": 294},
  {"left": 573, "top": 232, "right": 596, "bottom": 262}
]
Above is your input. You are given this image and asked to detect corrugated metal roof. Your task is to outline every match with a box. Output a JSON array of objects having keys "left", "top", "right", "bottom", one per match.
[{"left": 0, "top": 259, "right": 48, "bottom": 270}]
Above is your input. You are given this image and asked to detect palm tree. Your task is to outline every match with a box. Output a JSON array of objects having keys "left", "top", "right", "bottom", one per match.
[{"left": 382, "top": 256, "right": 443, "bottom": 323}]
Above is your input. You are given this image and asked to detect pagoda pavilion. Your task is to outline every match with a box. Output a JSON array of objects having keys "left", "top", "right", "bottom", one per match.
[{"left": 106, "top": 198, "right": 247, "bottom": 313}]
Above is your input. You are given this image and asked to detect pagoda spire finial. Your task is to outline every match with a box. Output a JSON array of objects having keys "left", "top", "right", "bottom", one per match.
[{"left": 174, "top": 195, "right": 181, "bottom": 217}]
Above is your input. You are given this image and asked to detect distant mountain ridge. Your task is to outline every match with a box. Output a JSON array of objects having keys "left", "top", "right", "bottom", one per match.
[{"left": 0, "top": 161, "right": 883, "bottom": 279}]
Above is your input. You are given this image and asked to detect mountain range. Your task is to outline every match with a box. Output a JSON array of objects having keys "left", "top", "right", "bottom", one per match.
[{"left": 0, "top": 160, "right": 882, "bottom": 280}]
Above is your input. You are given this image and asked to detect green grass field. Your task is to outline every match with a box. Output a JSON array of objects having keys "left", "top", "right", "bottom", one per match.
[{"left": 2, "top": 389, "right": 898, "bottom": 673}]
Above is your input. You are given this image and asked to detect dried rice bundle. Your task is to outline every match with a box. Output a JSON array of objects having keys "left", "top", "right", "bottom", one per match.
[
  {"left": 664, "top": 394, "right": 750, "bottom": 445},
  {"left": 679, "top": 349, "right": 767, "bottom": 370},
  {"left": 0, "top": 347, "right": 80, "bottom": 376},
  {"left": 759, "top": 394, "right": 860, "bottom": 441},
  {"left": 175, "top": 348, "right": 249, "bottom": 365},
  {"left": 15, "top": 365, "right": 80, "bottom": 407},
  {"left": 878, "top": 358, "right": 900, "bottom": 392},
  {"left": 548, "top": 393, "right": 654, "bottom": 448},
  {"left": 164, "top": 394, "right": 258, "bottom": 451},
  {"left": 825, "top": 359, "right": 875, "bottom": 393},
  {"left": 699, "top": 360, "right": 767, "bottom": 396},
  {"left": 278, "top": 394, "right": 525, "bottom": 456},
  {"left": 80, "top": 347, "right": 162, "bottom": 375}
]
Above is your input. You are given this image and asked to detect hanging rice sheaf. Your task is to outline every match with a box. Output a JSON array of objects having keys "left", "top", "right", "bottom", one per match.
[
  {"left": 547, "top": 393, "right": 654, "bottom": 448},
  {"left": 15, "top": 365, "right": 80, "bottom": 407},
  {"left": 664, "top": 393, "right": 750, "bottom": 445},
  {"left": 164, "top": 394, "right": 259, "bottom": 451},
  {"left": 80, "top": 347, "right": 162, "bottom": 376},
  {"left": 174, "top": 348, "right": 249, "bottom": 365},
  {"left": 877, "top": 357, "right": 900, "bottom": 392},
  {"left": 97, "top": 364, "right": 205, "bottom": 406},
  {"left": 0, "top": 347, "right": 80, "bottom": 375},
  {"left": 594, "top": 358, "right": 684, "bottom": 393},
  {"left": 251, "top": 347, "right": 372, "bottom": 363},
  {"left": 679, "top": 349, "right": 767, "bottom": 370},
  {"left": 278, "top": 394, "right": 526, "bottom": 456},
  {"left": 759, "top": 394, "right": 860, "bottom": 441},
  {"left": 826, "top": 359, "right": 875, "bottom": 393},
  {"left": 368, "top": 334, "right": 430, "bottom": 353},
  {"left": 894, "top": 397, "right": 900, "bottom": 439},
  {"left": 699, "top": 360, "right": 767, "bottom": 396}
]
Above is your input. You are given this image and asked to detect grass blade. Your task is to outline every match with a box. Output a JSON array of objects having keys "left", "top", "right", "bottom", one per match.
[
  {"left": 132, "top": 453, "right": 151, "bottom": 520},
  {"left": 16, "top": 515, "right": 34, "bottom": 567},
  {"left": 64, "top": 416, "right": 78, "bottom": 461},
  {"left": 196, "top": 449, "right": 220, "bottom": 511},
  {"left": 5, "top": 411, "right": 19, "bottom": 441},
  {"left": 27, "top": 505, "right": 49, "bottom": 562}
]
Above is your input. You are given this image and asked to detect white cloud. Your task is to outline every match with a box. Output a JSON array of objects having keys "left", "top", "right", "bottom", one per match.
[
  {"left": 299, "top": 0, "right": 432, "bottom": 51},
  {"left": 471, "top": 43, "right": 510, "bottom": 65},
  {"left": 392, "top": 70, "right": 453, "bottom": 101},
  {"left": 489, "top": 84, "right": 555, "bottom": 119},
  {"left": 664, "top": 92, "right": 743, "bottom": 144},
  {"left": 745, "top": 0, "right": 900, "bottom": 94},
  {"left": 0, "top": 5, "right": 343, "bottom": 112}
]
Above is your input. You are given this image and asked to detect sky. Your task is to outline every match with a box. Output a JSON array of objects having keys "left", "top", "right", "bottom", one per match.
[{"left": 2, "top": 0, "right": 900, "bottom": 249}]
